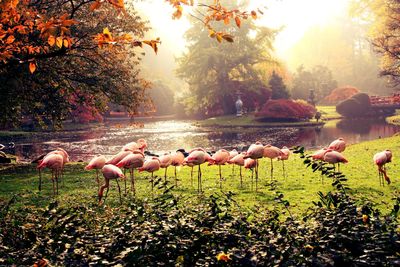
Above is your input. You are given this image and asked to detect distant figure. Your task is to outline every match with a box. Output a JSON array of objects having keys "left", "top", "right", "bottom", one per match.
[
  {"left": 235, "top": 95, "right": 243, "bottom": 117},
  {"left": 315, "top": 111, "right": 321, "bottom": 122}
]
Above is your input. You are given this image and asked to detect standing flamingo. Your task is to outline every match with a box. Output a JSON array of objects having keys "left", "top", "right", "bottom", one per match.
[
  {"left": 186, "top": 148, "right": 214, "bottom": 193},
  {"left": 373, "top": 150, "right": 392, "bottom": 185},
  {"left": 85, "top": 155, "right": 106, "bottom": 189},
  {"left": 328, "top": 138, "right": 346, "bottom": 152},
  {"left": 37, "top": 153, "right": 64, "bottom": 195},
  {"left": 311, "top": 147, "right": 329, "bottom": 161},
  {"left": 106, "top": 150, "right": 133, "bottom": 165},
  {"left": 323, "top": 149, "right": 348, "bottom": 172},
  {"left": 38, "top": 148, "right": 69, "bottom": 191},
  {"left": 122, "top": 139, "right": 147, "bottom": 153},
  {"left": 210, "top": 149, "right": 230, "bottom": 189},
  {"left": 98, "top": 164, "right": 125, "bottom": 204},
  {"left": 263, "top": 145, "right": 283, "bottom": 182},
  {"left": 244, "top": 157, "right": 258, "bottom": 190},
  {"left": 159, "top": 153, "right": 172, "bottom": 181},
  {"left": 138, "top": 157, "right": 161, "bottom": 191},
  {"left": 229, "top": 152, "right": 245, "bottom": 187},
  {"left": 115, "top": 151, "right": 145, "bottom": 194},
  {"left": 278, "top": 146, "right": 290, "bottom": 179},
  {"left": 228, "top": 149, "right": 238, "bottom": 176},
  {"left": 244, "top": 142, "right": 264, "bottom": 192},
  {"left": 171, "top": 150, "right": 185, "bottom": 186}
]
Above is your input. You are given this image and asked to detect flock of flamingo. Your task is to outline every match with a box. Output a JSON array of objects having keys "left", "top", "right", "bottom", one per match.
[{"left": 35, "top": 137, "right": 393, "bottom": 204}]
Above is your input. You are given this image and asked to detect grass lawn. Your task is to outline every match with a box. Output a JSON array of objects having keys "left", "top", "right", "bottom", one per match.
[
  {"left": 1, "top": 135, "right": 399, "bottom": 215},
  {"left": 316, "top": 105, "right": 342, "bottom": 120}
]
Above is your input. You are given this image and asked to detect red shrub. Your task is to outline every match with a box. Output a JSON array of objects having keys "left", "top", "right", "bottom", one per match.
[
  {"left": 70, "top": 92, "right": 103, "bottom": 123},
  {"left": 255, "top": 99, "right": 316, "bottom": 121},
  {"left": 321, "top": 86, "right": 360, "bottom": 105}
]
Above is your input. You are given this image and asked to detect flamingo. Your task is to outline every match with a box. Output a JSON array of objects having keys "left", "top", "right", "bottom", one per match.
[
  {"left": 37, "top": 153, "right": 64, "bottom": 195},
  {"left": 263, "top": 145, "right": 284, "bottom": 182},
  {"left": 138, "top": 157, "right": 161, "bottom": 191},
  {"left": 38, "top": 148, "right": 69, "bottom": 191},
  {"left": 228, "top": 149, "right": 238, "bottom": 176},
  {"left": 243, "top": 142, "right": 264, "bottom": 192},
  {"left": 228, "top": 152, "right": 245, "bottom": 187},
  {"left": 244, "top": 157, "right": 258, "bottom": 190},
  {"left": 159, "top": 152, "right": 172, "bottom": 181},
  {"left": 311, "top": 147, "right": 329, "bottom": 161},
  {"left": 278, "top": 146, "right": 290, "bottom": 179},
  {"left": 98, "top": 164, "right": 125, "bottom": 204},
  {"left": 171, "top": 150, "right": 185, "bottom": 186},
  {"left": 323, "top": 149, "right": 348, "bottom": 172},
  {"left": 186, "top": 148, "right": 214, "bottom": 193},
  {"left": 210, "top": 149, "right": 230, "bottom": 189},
  {"left": 106, "top": 150, "right": 133, "bottom": 165},
  {"left": 328, "top": 138, "right": 346, "bottom": 152},
  {"left": 115, "top": 151, "right": 145, "bottom": 194},
  {"left": 85, "top": 155, "right": 106, "bottom": 189},
  {"left": 121, "top": 139, "right": 147, "bottom": 153},
  {"left": 373, "top": 150, "right": 392, "bottom": 186}
]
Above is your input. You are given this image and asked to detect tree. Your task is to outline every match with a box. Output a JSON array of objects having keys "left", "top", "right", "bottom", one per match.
[
  {"left": 177, "top": 5, "right": 277, "bottom": 117},
  {"left": 291, "top": 65, "right": 338, "bottom": 101},
  {"left": 351, "top": 0, "right": 400, "bottom": 86},
  {"left": 269, "top": 71, "right": 289, "bottom": 99}
]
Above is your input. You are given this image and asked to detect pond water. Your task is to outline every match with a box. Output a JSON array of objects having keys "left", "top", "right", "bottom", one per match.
[{"left": 2, "top": 118, "right": 400, "bottom": 162}]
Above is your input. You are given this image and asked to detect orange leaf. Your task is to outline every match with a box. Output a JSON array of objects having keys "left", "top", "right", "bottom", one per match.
[
  {"left": 251, "top": 10, "right": 257, "bottom": 19},
  {"left": 63, "top": 39, "right": 69, "bottom": 48},
  {"left": 235, "top": 17, "right": 241, "bottom": 28},
  {"left": 216, "top": 33, "right": 222, "bottom": 43},
  {"left": 29, "top": 62, "right": 36, "bottom": 74},
  {"left": 222, "top": 34, "right": 234, "bottom": 43},
  {"left": 224, "top": 17, "right": 230, "bottom": 25},
  {"left": 90, "top": 1, "right": 101, "bottom": 11},
  {"left": 47, "top": 35, "right": 55, "bottom": 46},
  {"left": 56, "top": 36, "right": 63, "bottom": 48},
  {"left": 6, "top": 35, "right": 15, "bottom": 44}
]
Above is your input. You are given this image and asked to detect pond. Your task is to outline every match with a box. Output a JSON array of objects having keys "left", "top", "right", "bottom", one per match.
[{"left": 2, "top": 118, "right": 400, "bottom": 162}]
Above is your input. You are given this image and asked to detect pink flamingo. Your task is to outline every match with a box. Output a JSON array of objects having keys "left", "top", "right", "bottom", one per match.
[
  {"left": 328, "top": 138, "right": 346, "bottom": 152},
  {"left": 244, "top": 142, "right": 264, "bottom": 192},
  {"left": 373, "top": 150, "right": 392, "bottom": 185},
  {"left": 323, "top": 149, "right": 348, "bottom": 172},
  {"left": 278, "top": 146, "right": 290, "bottom": 179},
  {"left": 138, "top": 157, "right": 161, "bottom": 190},
  {"left": 186, "top": 148, "right": 214, "bottom": 193},
  {"left": 311, "top": 147, "right": 329, "bottom": 161},
  {"left": 121, "top": 139, "right": 147, "bottom": 153},
  {"left": 229, "top": 149, "right": 238, "bottom": 176},
  {"left": 106, "top": 150, "right": 132, "bottom": 166},
  {"left": 85, "top": 155, "right": 106, "bottom": 189},
  {"left": 115, "top": 151, "right": 144, "bottom": 194},
  {"left": 229, "top": 152, "right": 245, "bottom": 187},
  {"left": 38, "top": 148, "right": 69, "bottom": 191},
  {"left": 244, "top": 157, "right": 258, "bottom": 190},
  {"left": 263, "top": 145, "right": 284, "bottom": 182},
  {"left": 171, "top": 150, "right": 185, "bottom": 186},
  {"left": 210, "top": 149, "right": 230, "bottom": 189},
  {"left": 37, "top": 153, "right": 64, "bottom": 195},
  {"left": 159, "top": 153, "right": 172, "bottom": 181},
  {"left": 98, "top": 164, "right": 125, "bottom": 204}
]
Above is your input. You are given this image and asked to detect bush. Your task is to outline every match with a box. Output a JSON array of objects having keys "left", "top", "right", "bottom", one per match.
[
  {"left": 255, "top": 99, "right": 316, "bottom": 121},
  {"left": 336, "top": 93, "right": 371, "bottom": 118},
  {"left": 321, "top": 86, "right": 360, "bottom": 105}
]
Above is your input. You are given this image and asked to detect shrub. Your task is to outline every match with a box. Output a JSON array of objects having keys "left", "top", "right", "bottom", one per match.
[
  {"left": 255, "top": 99, "right": 316, "bottom": 121},
  {"left": 336, "top": 93, "right": 371, "bottom": 118},
  {"left": 321, "top": 86, "right": 360, "bottom": 105}
]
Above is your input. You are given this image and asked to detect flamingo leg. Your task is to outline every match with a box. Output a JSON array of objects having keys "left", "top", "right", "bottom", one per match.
[
  {"left": 38, "top": 169, "right": 42, "bottom": 191},
  {"left": 282, "top": 160, "right": 286, "bottom": 180},
  {"left": 123, "top": 169, "right": 127, "bottom": 194},
  {"left": 96, "top": 169, "right": 100, "bottom": 190},
  {"left": 164, "top": 167, "right": 167, "bottom": 182},
  {"left": 98, "top": 178, "right": 110, "bottom": 204},
  {"left": 240, "top": 166, "right": 243, "bottom": 188},
  {"left": 219, "top": 165, "right": 222, "bottom": 189},
  {"left": 270, "top": 158, "right": 274, "bottom": 182},
  {"left": 338, "top": 163, "right": 340, "bottom": 173},
  {"left": 151, "top": 172, "right": 154, "bottom": 191},
  {"left": 115, "top": 178, "right": 122, "bottom": 204},
  {"left": 131, "top": 168, "right": 136, "bottom": 195},
  {"left": 255, "top": 159, "right": 259, "bottom": 192},
  {"left": 61, "top": 168, "right": 64, "bottom": 187},
  {"left": 51, "top": 170, "right": 55, "bottom": 196},
  {"left": 232, "top": 164, "right": 235, "bottom": 177},
  {"left": 56, "top": 170, "right": 59, "bottom": 195},
  {"left": 251, "top": 168, "right": 254, "bottom": 191},
  {"left": 197, "top": 165, "right": 201, "bottom": 193},
  {"left": 174, "top": 166, "right": 177, "bottom": 187},
  {"left": 191, "top": 166, "right": 194, "bottom": 187}
]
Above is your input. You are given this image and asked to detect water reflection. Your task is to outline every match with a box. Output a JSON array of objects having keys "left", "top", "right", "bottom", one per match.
[{"left": 3, "top": 119, "right": 400, "bottom": 162}]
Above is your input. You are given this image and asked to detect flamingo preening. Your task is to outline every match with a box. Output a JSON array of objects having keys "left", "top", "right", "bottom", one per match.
[
  {"left": 278, "top": 146, "right": 290, "bottom": 179},
  {"left": 244, "top": 157, "right": 257, "bottom": 190},
  {"left": 138, "top": 157, "right": 161, "bottom": 191},
  {"left": 37, "top": 148, "right": 69, "bottom": 192},
  {"left": 171, "top": 150, "right": 185, "bottom": 186},
  {"left": 228, "top": 149, "right": 238, "bottom": 176},
  {"left": 98, "top": 164, "right": 125, "bottom": 204},
  {"left": 244, "top": 142, "right": 264, "bottom": 192},
  {"left": 328, "top": 138, "right": 346, "bottom": 153},
  {"left": 115, "top": 151, "right": 145, "bottom": 195},
  {"left": 210, "top": 149, "right": 230, "bottom": 189},
  {"left": 121, "top": 139, "right": 147, "bottom": 153},
  {"left": 323, "top": 149, "right": 348, "bottom": 172},
  {"left": 228, "top": 152, "right": 245, "bottom": 187},
  {"left": 85, "top": 155, "right": 106, "bottom": 189},
  {"left": 159, "top": 152, "right": 172, "bottom": 181},
  {"left": 37, "top": 153, "right": 64, "bottom": 195},
  {"left": 373, "top": 150, "right": 392, "bottom": 186}
]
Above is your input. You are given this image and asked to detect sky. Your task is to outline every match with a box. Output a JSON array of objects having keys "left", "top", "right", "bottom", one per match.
[{"left": 133, "top": 0, "right": 350, "bottom": 86}]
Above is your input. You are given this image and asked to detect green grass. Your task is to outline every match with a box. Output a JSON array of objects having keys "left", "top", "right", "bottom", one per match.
[
  {"left": 386, "top": 110, "right": 400, "bottom": 126},
  {"left": 1, "top": 136, "right": 399, "bottom": 215},
  {"left": 197, "top": 114, "right": 323, "bottom": 128},
  {"left": 316, "top": 105, "right": 342, "bottom": 120}
]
